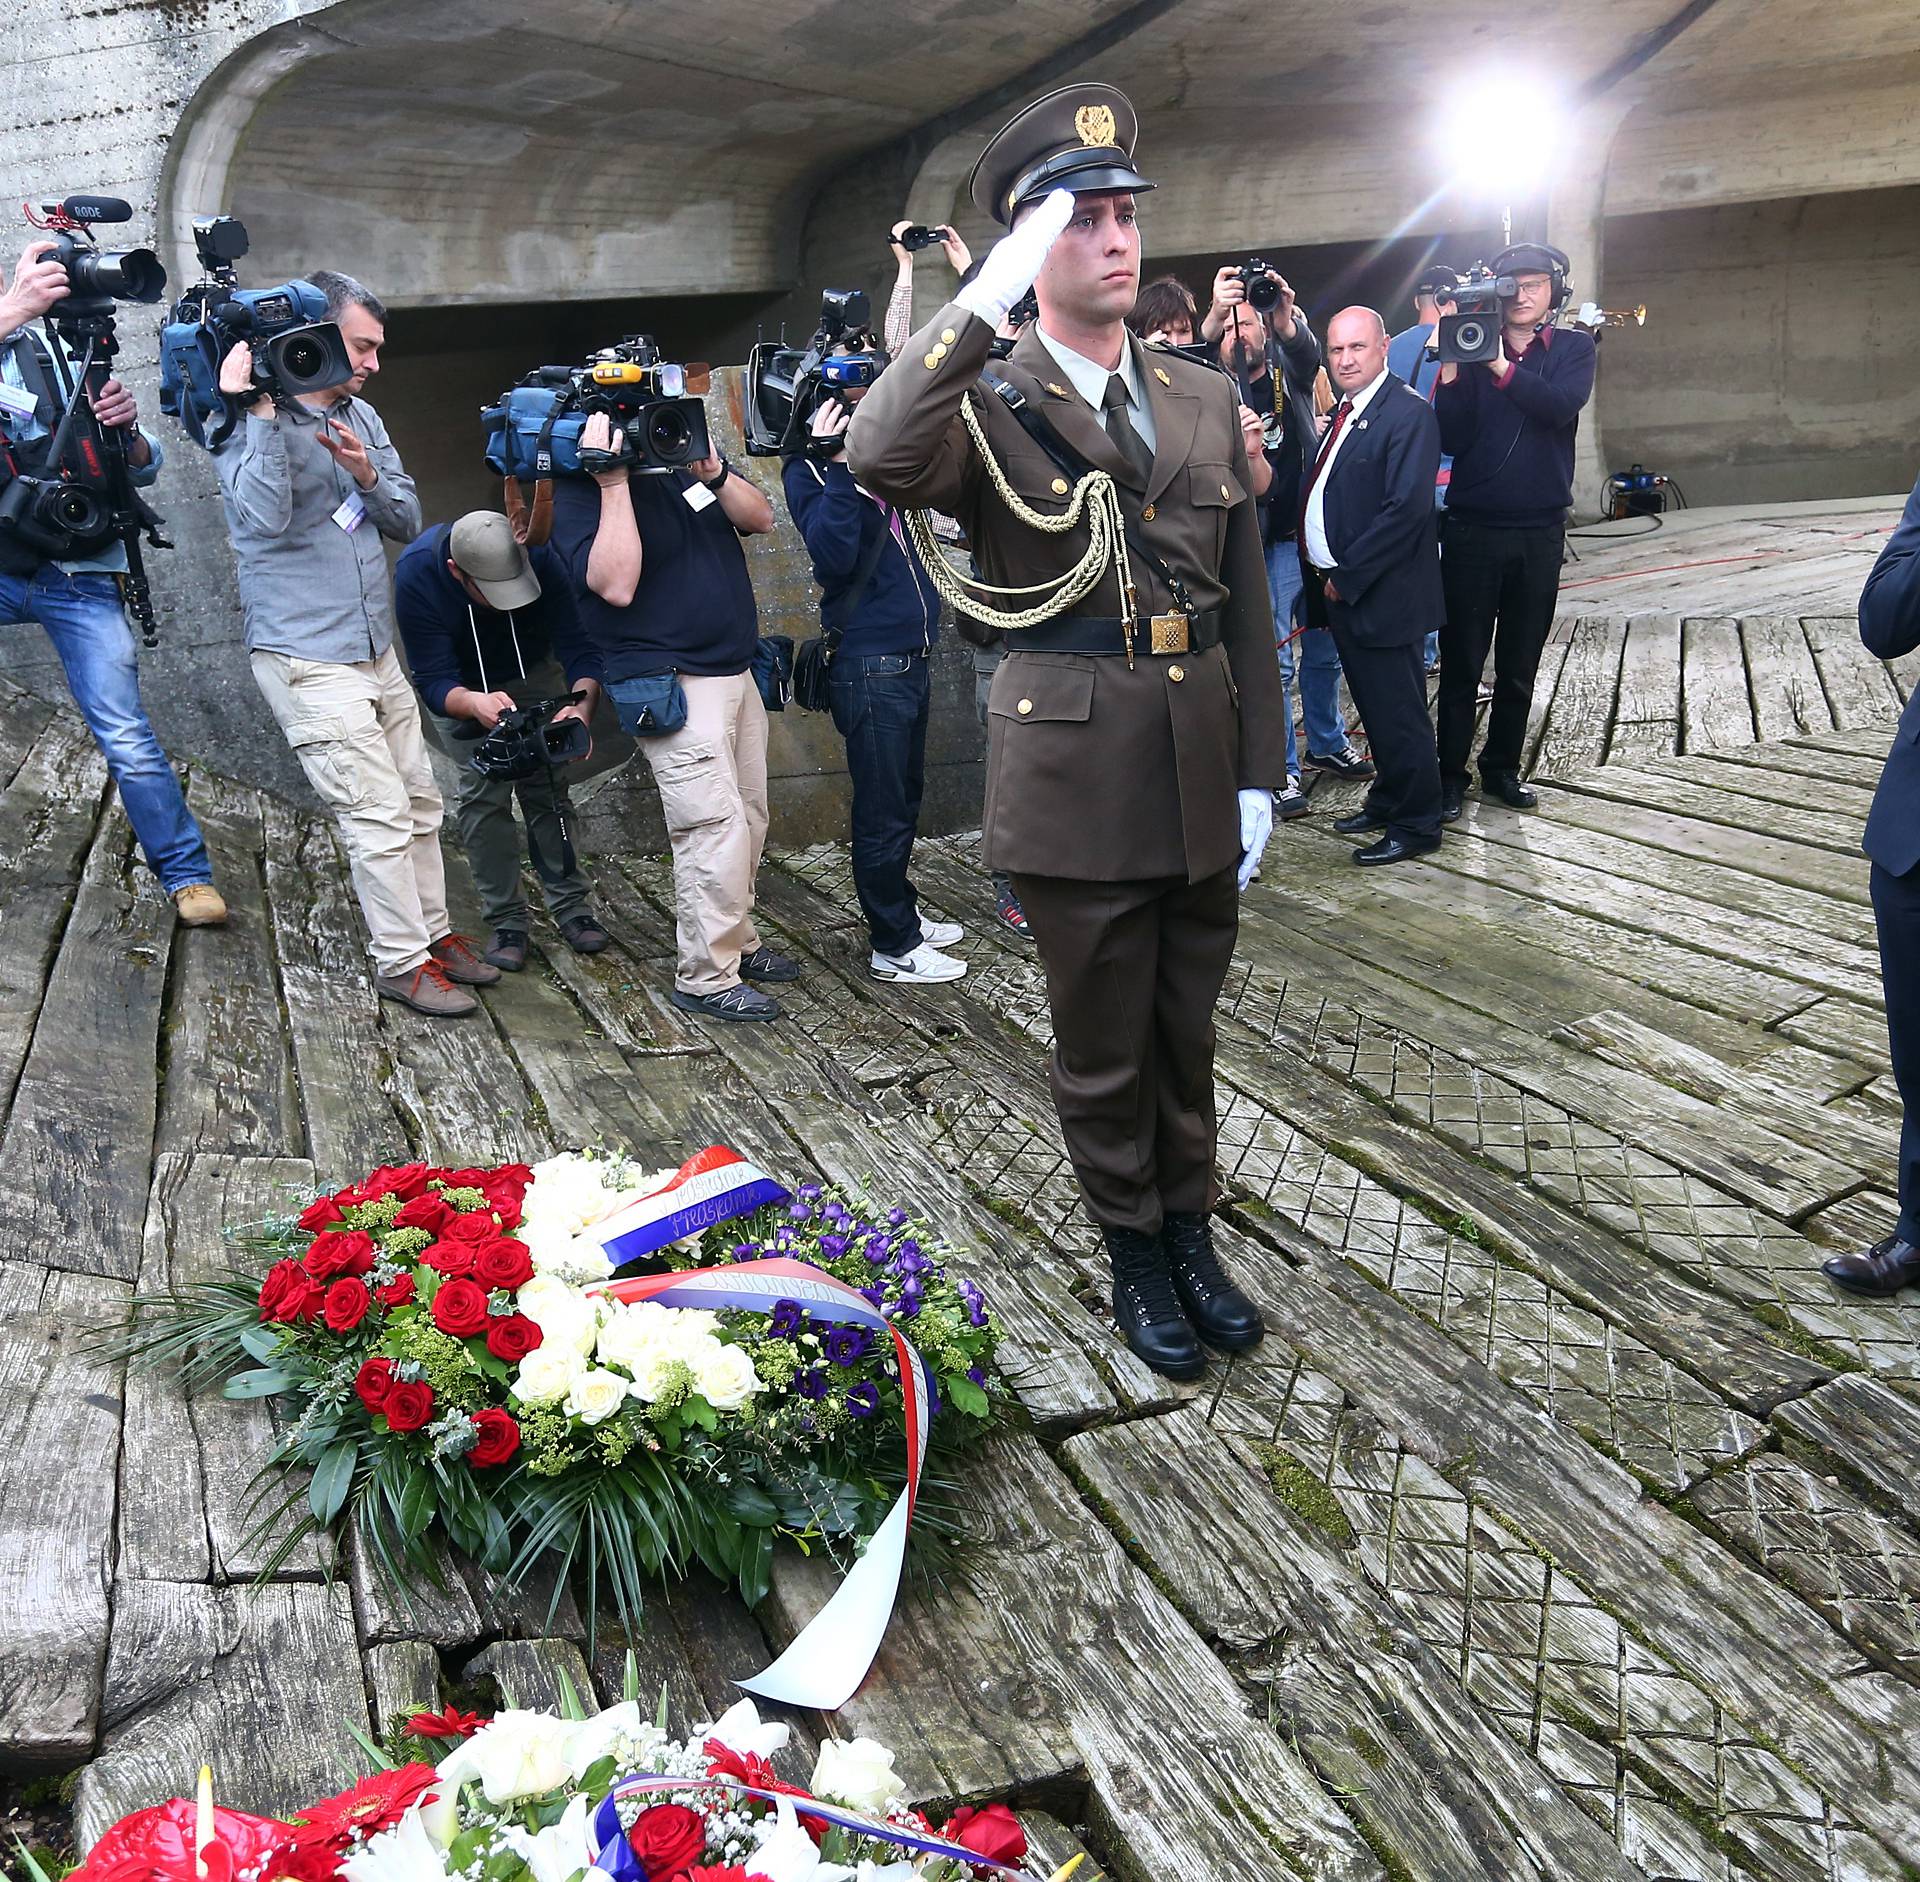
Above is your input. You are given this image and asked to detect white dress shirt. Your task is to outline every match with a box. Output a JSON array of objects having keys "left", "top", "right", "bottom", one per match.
[
  {"left": 1034, "top": 326, "right": 1158, "bottom": 454},
  {"left": 1303, "top": 368, "right": 1388, "bottom": 570}
]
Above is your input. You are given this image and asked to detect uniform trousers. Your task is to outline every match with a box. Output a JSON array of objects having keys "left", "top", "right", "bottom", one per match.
[
  {"left": 1437, "top": 515, "right": 1565, "bottom": 781},
  {"left": 250, "top": 643, "right": 447, "bottom": 976},
  {"left": 1872, "top": 859, "right": 1920, "bottom": 1246},
  {"left": 1011, "top": 865, "right": 1239, "bottom": 1235}
]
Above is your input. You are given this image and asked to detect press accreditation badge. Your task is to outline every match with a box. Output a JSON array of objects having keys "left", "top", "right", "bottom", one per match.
[
  {"left": 331, "top": 492, "right": 367, "bottom": 533},
  {"left": 682, "top": 480, "right": 717, "bottom": 513},
  {"left": 0, "top": 382, "right": 39, "bottom": 420}
]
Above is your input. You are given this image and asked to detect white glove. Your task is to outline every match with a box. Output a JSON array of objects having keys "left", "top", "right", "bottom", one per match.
[
  {"left": 954, "top": 188, "right": 1076, "bottom": 329},
  {"left": 1236, "top": 788, "right": 1274, "bottom": 892}
]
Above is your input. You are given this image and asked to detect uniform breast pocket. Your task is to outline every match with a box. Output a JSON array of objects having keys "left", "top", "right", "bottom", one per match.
[{"left": 1188, "top": 461, "right": 1245, "bottom": 560}]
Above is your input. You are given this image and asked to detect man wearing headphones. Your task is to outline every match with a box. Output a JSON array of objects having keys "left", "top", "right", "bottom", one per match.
[{"left": 1432, "top": 243, "right": 1594, "bottom": 820}]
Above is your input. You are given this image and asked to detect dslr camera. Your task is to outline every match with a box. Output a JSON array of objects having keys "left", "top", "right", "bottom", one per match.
[
  {"left": 895, "top": 224, "right": 950, "bottom": 252},
  {"left": 483, "top": 335, "right": 712, "bottom": 484},
  {"left": 744, "top": 289, "right": 884, "bottom": 460},
  {"left": 1437, "top": 266, "right": 1517, "bottom": 366},
  {"left": 1236, "top": 260, "right": 1284, "bottom": 314},
  {"left": 158, "top": 216, "right": 356, "bottom": 449}
]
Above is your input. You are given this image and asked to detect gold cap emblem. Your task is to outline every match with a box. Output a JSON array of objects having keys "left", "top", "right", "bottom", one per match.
[{"left": 1075, "top": 103, "right": 1117, "bottom": 148}]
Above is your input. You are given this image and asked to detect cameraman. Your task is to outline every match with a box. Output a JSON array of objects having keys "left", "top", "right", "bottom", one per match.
[
  {"left": 393, "top": 509, "right": 610, "bottom": 973},
  {"left": 211, "top": 270, "right": 496, "bottom": 1018},
  {"left": 554, "top": 407, "right": 793, "bottom": 1022},
  {"left": 0, "top": 238, "right": 225, "bottom": 926},
  {"left": 1433, "top": 243, "right": 1595, "bottom": 820},
  {"left": 783, "top": 361, "right": 961, "bottom": 986}
]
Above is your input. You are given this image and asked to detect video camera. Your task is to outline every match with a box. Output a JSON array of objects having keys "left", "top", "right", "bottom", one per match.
[
  {"left": 158, "top": 216, "right": 355, "bottom": 450},
  {"left": 483, "top": 335, "right": 712, "bottom": 484},
  {"left": 449, "top": 693, "right": 592, "bottom": 781},
  {"left": 0, "top": 196, "right": 171, "bottom": 642},
  {"left": 1436, "top": 267, "right": 1516, "bottom": 366},
  {"left": 744, "top": 288, "right": 883, "bottom": 460},
  {"left": 896, "top": 224, "right": 950, "bottom": 252}
]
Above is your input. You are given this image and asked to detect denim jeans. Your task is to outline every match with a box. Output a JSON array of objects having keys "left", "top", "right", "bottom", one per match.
[
  {"left": 829, "top": 649, "right": 930, "bottom": 958},
  {"left": 1265, "top": 539, "right": 1348, "bottom": 776},
  {"left": 0, "top": 565, "right": 211, "bottom": 892}
]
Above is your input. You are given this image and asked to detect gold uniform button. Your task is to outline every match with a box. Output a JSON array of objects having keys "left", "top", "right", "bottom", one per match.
[
  {"left": 1141, "top": 502, "right": 1156, "bottom": 521},
  {"left": 1050, "top": 476, "right": 1069, "bottom": 495},
  {"left": 1017, "top": 698, "right": 1034, "bottom": 715},
  {"left": 940, "top": 327, "right": 957, "bottom": 344},
  {"left": 923, "top": 352, "right": 940, "bottom": 369},
  {"left": 1168, "top": 665, "right": 1186, "bottom": 683},
  {"left": 1220, "top": 483, "right": 1232, "bottom": 499}
]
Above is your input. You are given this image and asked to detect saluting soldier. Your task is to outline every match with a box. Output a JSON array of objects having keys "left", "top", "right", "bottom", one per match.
[{"left": 848, "top": 84, "right": 1288, "bottom": 1379}]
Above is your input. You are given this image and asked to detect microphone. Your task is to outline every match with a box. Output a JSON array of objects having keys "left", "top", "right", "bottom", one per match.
[{"left": 58, "top": 195, "right": 134, "bottom": 225}]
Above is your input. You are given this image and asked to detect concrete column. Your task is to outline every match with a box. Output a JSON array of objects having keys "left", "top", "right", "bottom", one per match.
[
  {"left": 903, "top": 128, "right": 993, "bottom": 317},
  {"left": 1548, "top": 92, "right": 1641, "bottom": 519}
]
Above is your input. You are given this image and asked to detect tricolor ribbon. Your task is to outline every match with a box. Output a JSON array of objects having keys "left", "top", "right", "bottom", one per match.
[
  {"left": 581, "top": 1149, "right": 930, "bottom": 1712},
  {"left": 586, "top": 1775, "right": 1033, "bottom": 1878}
]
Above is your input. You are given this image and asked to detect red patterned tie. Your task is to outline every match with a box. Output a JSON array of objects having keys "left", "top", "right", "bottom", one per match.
[{"left": 1297, "top": 399, "right": 1354, "bottom": 556}]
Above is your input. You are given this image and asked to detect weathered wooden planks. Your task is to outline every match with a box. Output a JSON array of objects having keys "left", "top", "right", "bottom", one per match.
[
  {"left": 1803, "top": 612, "right": 1904, "bottom": 729},
  {"left": 1679, "top": 614, "right": 1756, "bottom": 751},
  {"left": 1531, "top": 615, "right": 1623, "bottom": 779},
  {"left": 464, "top": 1638, "right": 598, "bottom": 1713},
  {"left": 0, "top": 1258, "right": 129, "bottom": 1768},
  {"left": 74, "top": 1581, "right": 370, "bottom": 1842},
  {"left": 1603, "top": 611, "right": 1682, "bottom": 761}
]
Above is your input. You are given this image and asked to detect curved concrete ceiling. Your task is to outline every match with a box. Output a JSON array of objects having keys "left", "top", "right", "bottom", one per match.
[{"left": 162, "top": 0, "right": 1920, "bottom": 310}]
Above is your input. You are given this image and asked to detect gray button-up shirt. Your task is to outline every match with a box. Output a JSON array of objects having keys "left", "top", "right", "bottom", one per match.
[{"left": 211, "top": 393, "right": 421, "bottom": 662}]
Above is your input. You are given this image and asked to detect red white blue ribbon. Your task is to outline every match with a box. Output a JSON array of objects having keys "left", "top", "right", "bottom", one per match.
[
  {"left": 589, "top": 1145, "right": 791, "bottom": 1265},
  {"left": 585, "top": 1776, "right": 1033, "bottom": 1878},
  {"left": 583, "top": 1152, "right": 930, "bottom": 1712}
]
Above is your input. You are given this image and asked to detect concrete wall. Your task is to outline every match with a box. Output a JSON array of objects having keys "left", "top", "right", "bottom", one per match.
[{"left": 1599, "top": 184, "right": 1920, "bottom": 508}]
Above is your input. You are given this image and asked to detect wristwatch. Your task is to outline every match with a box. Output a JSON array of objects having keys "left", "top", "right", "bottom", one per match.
[{"left": 699, "top": 455, "right": 731, "bottom": 492}]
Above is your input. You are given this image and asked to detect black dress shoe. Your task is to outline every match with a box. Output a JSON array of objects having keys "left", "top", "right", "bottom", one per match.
[
  {"left": 1822, "top": 1235, "right": 1920, "bottom": 1297},
  {"left": 1102, "top": 1225, "right": 1206, "bottom": 1378},
  {"left": 1441, "top": 779, "right": 1466, "bottom": 824},
  {"left": 1481, "top": 771, "right": 1538, "bottom": 809},
  {"left": 1354, "top": 834, "right": 1441, "bottom": 866},
  {"left": 1331, "top": 808, "right": 1386, "bottom": 835},
  {"left": 1163, "top": 1211, "right": 1265, "bottom": 1350}
]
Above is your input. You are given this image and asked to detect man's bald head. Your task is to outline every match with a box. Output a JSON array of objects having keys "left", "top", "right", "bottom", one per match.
[{"left": 1326, "top": 305, "right": 1389, "bottom": 393}]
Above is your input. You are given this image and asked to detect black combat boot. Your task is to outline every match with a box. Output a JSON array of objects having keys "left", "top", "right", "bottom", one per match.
[
  {"left": 1102, "top": 1225, "right": 1206, "bottom": 1379},
  {"left": 1163, "top": 1211, "right": 1266, "bottom": 1350}
]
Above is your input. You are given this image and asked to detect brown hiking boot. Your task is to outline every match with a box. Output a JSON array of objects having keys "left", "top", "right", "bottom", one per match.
[
  {"left": 172, "top": 883, "right": 228, "bottom": 927},
  {"left": 376, "top": 958, "right": 479, "bottom": 1017},
  {"left": 428, "top": 932, "right": 503, "bottom": 985}
]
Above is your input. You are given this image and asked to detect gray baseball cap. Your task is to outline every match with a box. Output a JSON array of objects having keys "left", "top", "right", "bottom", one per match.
[{"left": 449, "top": 510, "right": 541, "bottom": 610}]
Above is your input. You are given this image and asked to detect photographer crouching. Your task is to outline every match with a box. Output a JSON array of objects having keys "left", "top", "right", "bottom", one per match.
[
  {"left": 781, "top": 325, "right": 961, "bottom": 987},
  {"left": 552, "top": 393, "right": 795, "bottom": 1023},
  {"left": 393, "top": 510, "right": 610, "bottom": 972},
  {"left": 0, "top": 230, "right": 225, "bottom": 925},
  {"left": 210, "top": 270, "right": 499, "bottom": 1017},
  {"left": 1433, "top": 243, "right": 1595, "bottom": 820}
]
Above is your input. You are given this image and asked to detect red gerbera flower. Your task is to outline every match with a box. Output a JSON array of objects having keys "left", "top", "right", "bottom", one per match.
[
  {"left": 285, "top": 1765, "right": 438, "bottom": 1852},
  {"left": 406, "top": 1703, "right": 487, "bottom": 1740},
  {"left": 702, "top": 1744, "right": 827, "bottom": 1843}
]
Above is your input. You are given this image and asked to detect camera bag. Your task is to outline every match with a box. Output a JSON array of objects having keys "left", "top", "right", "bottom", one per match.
[
  {"left": 751, "top": 635, "right": 794, "bottom": 712},
  {"left": 485, "top": 382, "right": 589, "bottom": 546}
]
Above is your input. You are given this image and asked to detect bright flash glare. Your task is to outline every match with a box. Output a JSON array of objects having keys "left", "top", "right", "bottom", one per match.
[{"left": 1439, "top": 74, "right": 1563, "bottom": 198}]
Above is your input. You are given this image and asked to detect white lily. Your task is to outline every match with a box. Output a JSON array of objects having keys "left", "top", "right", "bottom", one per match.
[
  {"left": 751, "top": 1797, "right": 855, "bottom": 1882},
  {"left": 416, "top": 1782, "right": 460, "bottom": 1851},
  {"left": 495, "top": 1793, "right": 591, "bottom": 1882},
  {"left": 340, "top": 1805, "right": 451, "bottom": 1882},
  {"left": 700, "top": 1696, "right": 790, "bottom": 1760}
]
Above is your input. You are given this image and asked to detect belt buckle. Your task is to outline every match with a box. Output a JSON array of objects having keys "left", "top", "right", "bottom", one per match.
[{"left": 1149, "top": 612, "right": 1189, "bottom": 655}]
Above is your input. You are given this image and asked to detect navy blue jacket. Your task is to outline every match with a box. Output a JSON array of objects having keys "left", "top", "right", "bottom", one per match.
[
  {"left": 394, "top": 523, "right": 601, "bottom": 715},
  {"left": 1435, "top": 324, "right": 1596, "bottom": 528},
  {"left": 1312, "top": 373, "right": 1445, "bottom": 650},
  {"left": 1861, "top": 472, "right": 1920, "bottom": 875},
  {"left": 781, "top": 456, "right": 940, "bottom": 657}
]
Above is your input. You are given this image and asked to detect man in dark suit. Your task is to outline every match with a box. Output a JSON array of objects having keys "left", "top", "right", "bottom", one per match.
[
  {"left": 1297, "top": 307, "right": 1445, "bottom": 863},
  {"left": 1822, "top": 475, "right": 1920, "bottom": 1295}
]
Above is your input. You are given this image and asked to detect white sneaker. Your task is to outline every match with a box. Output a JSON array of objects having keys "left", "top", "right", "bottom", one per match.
[
  {"left": 920, "top": 914, "right": 964, "bottom": 947},
  {"left": 871, "top": 941, "right": 967, "bottom": 984}
]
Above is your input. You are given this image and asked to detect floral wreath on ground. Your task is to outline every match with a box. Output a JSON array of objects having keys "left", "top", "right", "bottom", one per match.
[
  {"left": 130, "top": 1148, "right": 1005, "bottom": 1668},
  {"left": 43, "top": 1690, "right": 1051, "bottom": 1882}
]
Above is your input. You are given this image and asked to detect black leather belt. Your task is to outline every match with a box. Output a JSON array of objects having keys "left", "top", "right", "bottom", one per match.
[{"left": 1008, "top": 609, "right": 1222, "bottom": 657}]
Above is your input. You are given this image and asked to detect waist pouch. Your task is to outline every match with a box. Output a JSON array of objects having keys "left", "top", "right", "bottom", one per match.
[
  {"left": 752, "top": 635, "right": 793, "bottom": 713},
  {"left": 607, "top": 673, "right": 689, "bottom": 738}
]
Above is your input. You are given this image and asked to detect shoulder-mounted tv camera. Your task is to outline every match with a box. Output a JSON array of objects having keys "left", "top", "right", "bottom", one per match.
[
  {"left": 744, "top": 289, "right": 884, "bottom": 461},
  {"left": 158, "top": 216, "right": 355, "bottom": 450},
  {"left": 448, "top": 693, "right": 592, "bottom": 781},
  {"left": 482, "top": 335, "right": 712, "bottom": 485},
  {"left": 1438, "top": 245, "right": 1572, "bottom": 365}
]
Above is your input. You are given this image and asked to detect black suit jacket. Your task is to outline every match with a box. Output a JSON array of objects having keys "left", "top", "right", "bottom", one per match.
[
  {"left": 1861, "top": 472, "right": 1920, "bottom": 875},
  {"left": 1310, "top": 372, "right": 1445, "bottom": 650}
]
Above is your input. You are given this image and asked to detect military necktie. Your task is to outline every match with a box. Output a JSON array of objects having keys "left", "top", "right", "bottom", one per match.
[{"left": 1101, "top": 372, "right": 1153, "bottom": 489}]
